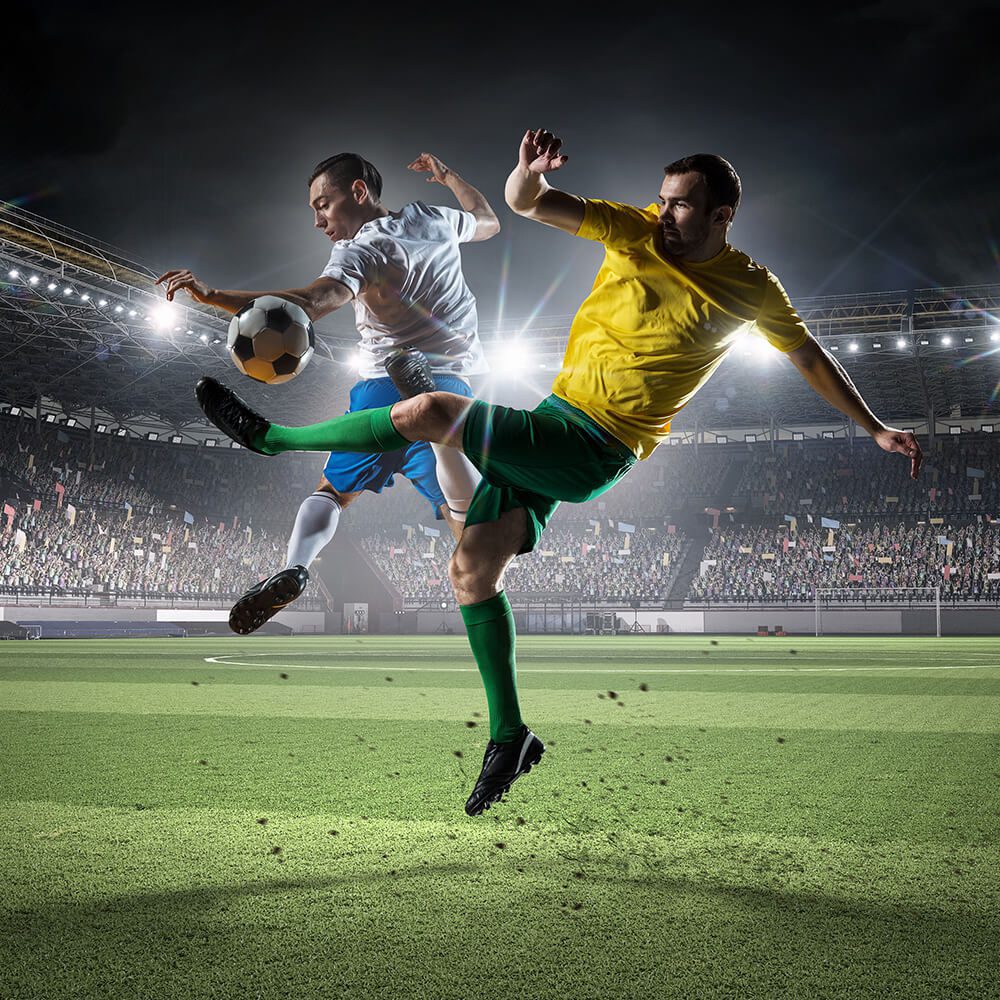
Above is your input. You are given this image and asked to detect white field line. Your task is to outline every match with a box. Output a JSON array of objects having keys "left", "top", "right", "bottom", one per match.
[{"left": 203, "top": 652, "right": 999, "bottom": 675}]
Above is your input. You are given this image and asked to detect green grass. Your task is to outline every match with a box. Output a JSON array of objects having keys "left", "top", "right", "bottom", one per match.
[{"left": 1, "top": 635, "right": 998, "bottom": 1000}]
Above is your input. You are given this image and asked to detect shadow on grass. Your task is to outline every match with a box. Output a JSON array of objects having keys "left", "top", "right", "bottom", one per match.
[{"left": 1, "top": 861, "right": 996, "bottom": 1000}]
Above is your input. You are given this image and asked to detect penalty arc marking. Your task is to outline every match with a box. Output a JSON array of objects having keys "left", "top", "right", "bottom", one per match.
[{"left": 203, "top": 653, "right": 1000, "bottom": 675}]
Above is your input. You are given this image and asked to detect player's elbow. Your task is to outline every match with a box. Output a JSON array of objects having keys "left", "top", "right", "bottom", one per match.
[{"left": 474, "top": 213, "right": 501, "bottom": 241}]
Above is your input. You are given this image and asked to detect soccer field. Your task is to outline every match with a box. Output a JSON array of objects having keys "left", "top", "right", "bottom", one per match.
[{"left": 2, "top": 634, "right": 998, "bottom": 1000}]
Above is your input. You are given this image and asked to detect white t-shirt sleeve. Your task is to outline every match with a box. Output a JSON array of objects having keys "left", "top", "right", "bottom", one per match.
[
  {"left": 319, "top": 242, "right": 382, "bottom": 295},
  {"left": 428, "top": 204, "right": 478, "bottom": 243}
]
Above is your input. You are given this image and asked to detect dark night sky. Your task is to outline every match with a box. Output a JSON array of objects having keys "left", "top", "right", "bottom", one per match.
[{"left": 5, "top": 1, "right": 999, "bottom": 338}]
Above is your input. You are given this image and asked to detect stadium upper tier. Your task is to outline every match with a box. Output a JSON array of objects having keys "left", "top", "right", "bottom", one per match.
[{"left": 2, "top": 203, "right": 999, "bottom": 432}]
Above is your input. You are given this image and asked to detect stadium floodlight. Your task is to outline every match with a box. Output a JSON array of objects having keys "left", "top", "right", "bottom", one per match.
[
  {"left": 741, "top": 334, "right": 774, "bottom": 361},
  {"left": 792, "top": 431, "right": 805, "bottom": 440},
  {"left": 43, "top": 413, "right": 56, "bottom": 423},
  {"left": 872, "top": 342, "right": 881, "bottom": 348},
  {"left": 63, "top": 287, "right": 73, "bottom": 296},
  {"left": 128, "top": 309, "right": 137, "bottom": 318},
  {"left": 830, "top": 345, "right": 839, "bottom": 351},
  {"left": 146, "top": 431, "right": 159, "bottom": 441},
  {"left": 98, "top": 298, "right": 107, "bottom": 307},
  {"left": 65, "top": 418, "right": 77, "bottom": 428},
  {"left": 115, "top": 427, "right": 128, "bottom": 437},
  {"left": 949, "top": 426, "right": 961, "bottom": 435},
  {"left": 169, "top": 434, "right": 183, "bottom": 444},
  {"left": 903, "top": 427, "right": 915, "bottom": 433},
  {"left": 150, "top": 303, "right": 176, "bottom": 329},
  {"left": 80, "top": 293, "right": 90, "bottom": 301},
  {"left": 848, "top": 342, "right": 858, "bottom": 352},
  {"left": 991, "top": 332, "right": 1000, "bottom": 343},
  {"left": 47, "top": 281, "right": 57, "bottom": 291},
  {"left": 199, "top": 333, "right": 209, "bottom": 344},
  {"left": 204, "top": 438, "right": 217, "bottom": 447},
  {"left": 96, "top": 423, "right": 108, "bottom": 433},
  {"left": 28, "top": 275, "right": 39, "bottom": 285},
  {"left": 965, "top": 337, "right": 974, "bottom": 343},
  {"left": 115, "top": 305, "right": 124, "bottom": 313},
  {"left": 897, "top": 338, "right": 907, "bottom": 349},
  {"left": 821, "top": 430, "right": 836, "bottom": 438},
  {"left": 745, "top": 433, "right": 756, "bottom": 443},
  {"left": 716, "top": 434, "right": 728, "bottom": 444},
  {"left": 982, "top": 424, "right": 994, "bottom": 433},
  {"left": 9, "top": 406, "right": 22, "bottom": 416},
  {"left": 7, "top": 269, "right": 18, "bottom": 278},
  {"left": 941, "top": 335, "right": 952, "bottom": 346},
  {"left": 490, "top": 340, "right": 533, "bottom": 376},
  {"left": 230, "top": 440, "right": 242, "bottom": 449}
]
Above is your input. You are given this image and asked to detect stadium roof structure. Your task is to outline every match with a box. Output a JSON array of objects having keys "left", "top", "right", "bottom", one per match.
[{"left": 2, "top": 202, "right": 999, "bottom": 437}]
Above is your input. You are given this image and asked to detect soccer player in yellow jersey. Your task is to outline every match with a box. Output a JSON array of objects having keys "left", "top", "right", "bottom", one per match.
[{"left": 195, "top": 127, "right": 924, "bottom": 816}]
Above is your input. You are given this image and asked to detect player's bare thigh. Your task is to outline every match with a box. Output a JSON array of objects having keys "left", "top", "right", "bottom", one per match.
[{"left": 390, "top": 392, "right": 473, "bottom": 449}]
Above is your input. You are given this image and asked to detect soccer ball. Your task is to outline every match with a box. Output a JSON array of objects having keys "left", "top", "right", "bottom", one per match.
[{"left": 227, "top": 295, "right": 315, "bottom": 384}]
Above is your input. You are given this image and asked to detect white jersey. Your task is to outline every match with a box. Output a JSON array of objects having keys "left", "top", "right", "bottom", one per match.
[{"left": 319, "top": 201, "right": 489, "bottom": 379}]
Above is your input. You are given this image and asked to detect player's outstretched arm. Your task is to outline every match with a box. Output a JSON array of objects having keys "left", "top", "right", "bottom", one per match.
[
  {"left": 155, "top": 271, "right": 352, "bottom": 320},
  {"left": 505, "top": 128, "right": 585, "bottom": 234},
  {"left": 407, "top": 152, "right": 500, "bottom": 242},
  {"left": 786, "top": 335, "right": 924, "bottom": 479}
]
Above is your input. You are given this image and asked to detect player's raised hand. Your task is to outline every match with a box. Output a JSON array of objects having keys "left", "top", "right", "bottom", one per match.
[
  {"left": 873, "top": 427, "right": 924, "bottom": 480},
  {"left": 519, "top": 129, "right": 569, "bottom": 174},
  {"left": 407, "top": 152, "right": 451, "bottom": 184},
  {"left": 155, "top": 269, "right": 215, "bottom": 304}
]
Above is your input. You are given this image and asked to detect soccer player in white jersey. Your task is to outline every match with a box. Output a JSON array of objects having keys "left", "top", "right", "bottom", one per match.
[{"left": 157, "top": 151, "right": 497, "bottom": 632}]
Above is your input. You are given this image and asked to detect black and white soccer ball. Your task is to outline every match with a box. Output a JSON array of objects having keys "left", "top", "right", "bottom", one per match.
[{"left": 227, "top": 295, "right": 315, "bottom": 384}]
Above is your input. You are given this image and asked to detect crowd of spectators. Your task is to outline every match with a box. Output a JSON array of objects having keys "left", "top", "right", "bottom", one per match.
[
  {"left": 687, "top": 517, "right": 1000, "bottom": 603},
  {"left": 361, "top": 518, "right": 689, "bottom": 604},
  {"left": 5, "top": 413, "right": 1000, "bottom": 606},
  {"left": 738, "top": 435, "right": 1000, "bottom": 516},
  {"left": 0, "top": 417, "right": 314, "bottom": 524},
  {"left": 0, "top": 502, "right": 302, "bottom": 601}
]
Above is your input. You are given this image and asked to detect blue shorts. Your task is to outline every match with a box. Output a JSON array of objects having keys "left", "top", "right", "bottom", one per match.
[{"left": 322, "top": 375, "right": 474, "bottom": 519}]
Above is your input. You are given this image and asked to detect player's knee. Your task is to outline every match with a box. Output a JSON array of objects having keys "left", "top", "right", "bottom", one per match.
[
  {"left": 393, "top": 392, "right": 456, "bottom": 439},
  {"left": 448, "top": 547, "right": 496, "bottom": 593}
]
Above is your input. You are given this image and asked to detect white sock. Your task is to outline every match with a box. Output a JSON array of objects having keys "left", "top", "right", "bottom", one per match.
[
  {"left": 284, "top": 492, "right": 341, "bottom": 570},
  {"left": 430, "top": 443, "right": 480, "bottom": 522}
]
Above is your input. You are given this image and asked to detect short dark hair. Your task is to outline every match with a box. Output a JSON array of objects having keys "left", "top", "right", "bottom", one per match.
[
  {"left": 663, "top": 154, "right": 741, "bottom": 219},
  {"left": 309, "top": 153, "right": 383, "bottom": 201}
]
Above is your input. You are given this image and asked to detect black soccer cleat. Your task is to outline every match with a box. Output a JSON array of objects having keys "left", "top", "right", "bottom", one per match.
[
  {"left": 195, "top": 376, "right": 273, "bottom": 455},
  {"left": 383, "top": 348, "right": 438, "bottom": 399},
  {"left": 229, "top": 565, "right": 309, "bottom": 635},
  {"left": 464, "top": 725, "right": 545, "bottom": 816}
]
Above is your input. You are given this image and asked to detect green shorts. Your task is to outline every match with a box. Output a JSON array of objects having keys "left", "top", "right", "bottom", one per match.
[{"left": 461, "top": 394, "right": 637, "bottom": 554}]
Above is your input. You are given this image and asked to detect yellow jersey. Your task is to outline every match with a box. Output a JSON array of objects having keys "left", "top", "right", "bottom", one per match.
[{"left": 549, "top": 198, "right": 810, "bottom": 460}]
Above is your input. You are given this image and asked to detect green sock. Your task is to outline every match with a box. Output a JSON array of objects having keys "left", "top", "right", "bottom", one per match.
[
  {"left": 460, "top": 591, "right": 524, "bottom": 743},
  {"left": 256, "top": 405, "right": 409, "bottom": 455}
]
